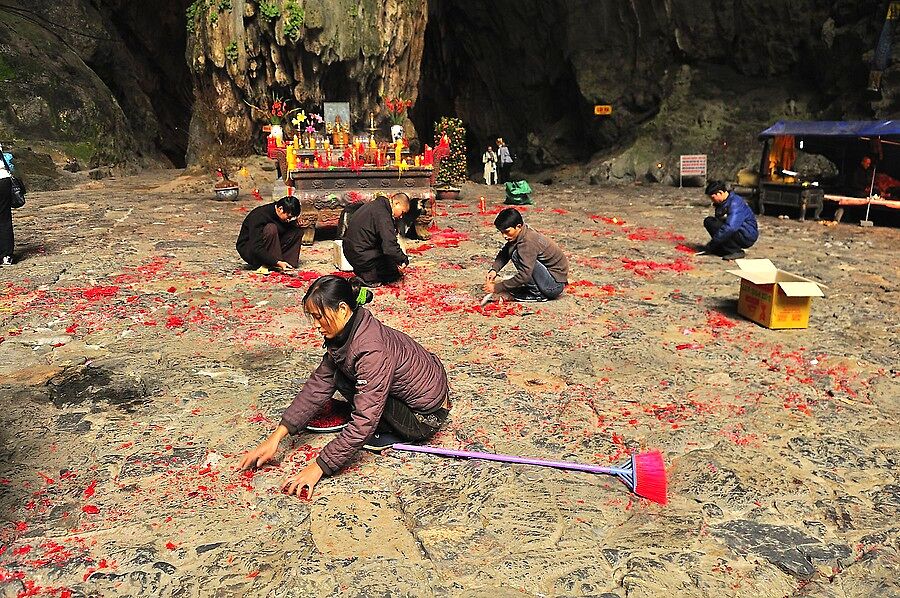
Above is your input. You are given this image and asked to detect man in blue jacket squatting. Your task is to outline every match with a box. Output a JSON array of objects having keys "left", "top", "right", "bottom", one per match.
[{"left": 701, "top": 181, "right": 759, "bottom": 260}]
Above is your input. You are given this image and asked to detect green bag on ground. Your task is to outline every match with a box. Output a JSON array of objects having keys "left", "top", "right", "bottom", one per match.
[{"left": 504, "top": 180, "right": 533, "bottom": 205}]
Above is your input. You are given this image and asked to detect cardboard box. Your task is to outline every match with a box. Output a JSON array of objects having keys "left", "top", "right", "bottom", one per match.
[
  {"left": 726, "top": 259, "right": 825, "bottom": 329},
  {"left": 332, "top": 240, "right": 353, "bottom": 272}
]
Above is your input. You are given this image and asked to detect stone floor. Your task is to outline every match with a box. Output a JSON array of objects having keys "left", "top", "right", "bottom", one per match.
[{"left": 0, "top": 170, "right": 897, "bottom": 597}]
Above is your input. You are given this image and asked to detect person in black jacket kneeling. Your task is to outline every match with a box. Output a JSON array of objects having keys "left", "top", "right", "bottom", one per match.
[
  {"left": 342, "top": 193, "right": 410, "bottom": 286},
  {"left": 236, "top": 196, "right": 303, "bottom": 272}
]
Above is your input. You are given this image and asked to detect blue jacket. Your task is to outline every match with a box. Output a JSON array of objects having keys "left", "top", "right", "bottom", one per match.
[{"left": 711, "top": 192, "right": 758, "bottom": 247}]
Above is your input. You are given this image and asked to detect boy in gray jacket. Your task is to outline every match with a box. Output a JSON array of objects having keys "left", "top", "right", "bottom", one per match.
[{"left": 483, "top": 208, "right": 568, "bottom": 302}]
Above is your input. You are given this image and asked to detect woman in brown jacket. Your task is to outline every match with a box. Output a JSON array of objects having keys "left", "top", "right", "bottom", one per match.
[{"left": 239, "top": 275, "right": 450, "bottom": 498}]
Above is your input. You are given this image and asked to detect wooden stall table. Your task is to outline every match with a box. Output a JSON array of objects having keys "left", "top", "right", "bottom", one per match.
[
  {"left": 759, "top": 182, "right": 824, "bottom": 221},
  {"left": 823, "top": 194, "right": 900, "bottom": 223},
  {"left": 287, "top": 166, "right": 435, "bottom": 245}
]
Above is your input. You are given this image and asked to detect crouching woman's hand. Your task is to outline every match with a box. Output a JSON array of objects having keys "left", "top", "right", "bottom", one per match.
[
  {"left": 238, "top": 425, "right": 289, "bottom": 470},
  {"left": 283, "top": 460, "right": 324, "bottom": 500}
]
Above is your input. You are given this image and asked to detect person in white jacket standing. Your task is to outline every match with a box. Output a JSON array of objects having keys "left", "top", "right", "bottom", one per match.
[
  {"left": 0, "top": 143, "right": 14, "bottom": 265},
  {"left": 482, "top": 145, "right": 498, "bottom": 185}
]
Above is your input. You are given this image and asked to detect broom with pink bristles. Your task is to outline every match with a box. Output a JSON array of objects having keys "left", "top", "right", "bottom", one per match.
[{"left": 391, "top": 444, "right": 668, "bottom": 505}]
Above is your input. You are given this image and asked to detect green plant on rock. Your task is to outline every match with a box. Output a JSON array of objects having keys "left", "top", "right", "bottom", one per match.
[
  {"left": 259, "top": 1, "right": 280, "bottom": 20},
  {"left": 186, "top": 0, "right": 208, "bottom": 34},
  {"left": 218, "top": 0, "right": 232, "bottom": 11},
  {"left": 285, "top": 0, "right": 304, "bottom": 40},
  {"left": 210, "top": 10, "right": 219, "bottom": 25},
  {"left": 225, "top": 41, "right": 239, "bottom": 62}
]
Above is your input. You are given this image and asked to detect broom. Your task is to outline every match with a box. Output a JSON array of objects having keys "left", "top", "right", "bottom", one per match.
[{"left": 391, "top": 444, "right": 667, "bottom": 505}]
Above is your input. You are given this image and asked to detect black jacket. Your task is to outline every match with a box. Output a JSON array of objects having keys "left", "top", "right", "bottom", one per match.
[
  {"left": 235, "top": 203, "right": 291, "bottom": 268},
  {"left": 342, "top": 197, "right": 408, "bottom": 272}
]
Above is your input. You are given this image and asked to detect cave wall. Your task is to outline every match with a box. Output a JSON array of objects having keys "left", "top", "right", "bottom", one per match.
[
  {"left": 1, "top": 0, "right": 897, "bottom": 184},
  {"left": 417, "top": 0, "right": 889, "bottom": 179},
  {"left": 0, "top": 0, "right": 192, "bottom": 180},
  {"left": 185, "top": 0, "right": 428, "bottom": 163}
]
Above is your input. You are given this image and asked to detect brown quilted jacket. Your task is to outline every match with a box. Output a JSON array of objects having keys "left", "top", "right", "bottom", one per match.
[{"left": 280, "top": 308, "right": 449, "bottom": 475}]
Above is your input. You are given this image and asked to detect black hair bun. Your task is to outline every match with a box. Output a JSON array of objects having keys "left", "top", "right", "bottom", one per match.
[{"left": 348, "top": 276, "right": 375, "bottom": 306}]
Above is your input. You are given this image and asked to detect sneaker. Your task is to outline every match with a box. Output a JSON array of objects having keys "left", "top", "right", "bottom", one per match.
[
  {"left": 0, "top": 256, "right": 11, "bottom": 266},
  {"left": 304, "top": 399, "right": 351, "bottom": 433},
  {"left": 362, "top": 431, "right": 402, "bottom": 452},
  {"left": 721, "top": 250, "right": 746, "bottom": 261},
  {"left": 509, "top": 289, "right": 549, "bottom": 303}
]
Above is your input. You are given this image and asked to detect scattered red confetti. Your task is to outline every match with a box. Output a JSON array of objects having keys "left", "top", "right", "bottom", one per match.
[
  {"left": 167, "top": 287, "right": 177, "bottom": 293},
  {"left": 675, "top": 343, "right": 704, "bottom": 350},
  {"left": 165, "top": 542, "right": 178, "bottom": 550},
  {"left": 81, "top": 505, "right": 99, "bottom": 514},
  {"left": 165, "top": 316, "right": 185, "bottom": 328},
  {"left": 82, "top": 480, "right": 97, "bottom": 500},
  {"left": 80, "top": 286, "right": 119, "bottom": 301},
  {"left": 622, "top": 257, "right": 693, "bottom": 278}
]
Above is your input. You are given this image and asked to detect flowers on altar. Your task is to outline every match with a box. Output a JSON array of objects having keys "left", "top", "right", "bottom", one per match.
[
  {"left": 384, "top": 96, "right": 413, "bottom": 126},
  {"left": 293, "top": 111, "right": 324, "bottom": 135}
]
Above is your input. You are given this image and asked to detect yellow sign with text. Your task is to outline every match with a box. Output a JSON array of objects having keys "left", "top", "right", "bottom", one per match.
[{"left": 594, "top": 105, "right": 613, "bottom": 116}]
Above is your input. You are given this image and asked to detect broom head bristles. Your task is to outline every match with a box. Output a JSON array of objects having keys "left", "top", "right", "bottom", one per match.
[{"left": 633, "top": 450, "right": 667, "bottom": 505}]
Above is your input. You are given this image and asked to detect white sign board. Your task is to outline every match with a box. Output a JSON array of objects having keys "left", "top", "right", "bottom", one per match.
[{"left": 680, "top": 154, "right": 708, "bottom": 187}]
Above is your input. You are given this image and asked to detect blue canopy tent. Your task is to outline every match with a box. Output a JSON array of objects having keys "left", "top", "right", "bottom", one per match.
[
  {"left": 759, "top": 120, "right": 900, "bottom": 138},
  {"left": 757, "top": 120, "right": 900, "bottom": 223}
]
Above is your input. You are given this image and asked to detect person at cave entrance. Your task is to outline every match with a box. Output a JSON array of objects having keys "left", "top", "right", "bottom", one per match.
[
  {"left": 342, "top": 192, "right": 410, "bottom": 286},
  {"left": 236, "top": 195, "right": 303, "bottom": 272},
  {"left": 701, "top": 181, "right": 758, "bottom": 261},
  {"left": 238, "top": 275, "right": 451, "bottom": 498},
  {"left": 482, "top": 145, "right": 498, "bottom": 185},
  {"left": 483, "top": 208, "right": 569, "bottom": 302},
  {"left": 497, "top": 138, "right": 513, "bottom": 184}
]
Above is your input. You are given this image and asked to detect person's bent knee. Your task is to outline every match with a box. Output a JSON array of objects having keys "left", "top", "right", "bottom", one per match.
[{"left": 262, "top": 223, "right": 279, "bottom": 238}]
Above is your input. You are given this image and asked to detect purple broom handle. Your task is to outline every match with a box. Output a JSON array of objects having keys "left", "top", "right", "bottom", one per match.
[{"left": 392, "top": 444, "right": 630, "bottom": 476}]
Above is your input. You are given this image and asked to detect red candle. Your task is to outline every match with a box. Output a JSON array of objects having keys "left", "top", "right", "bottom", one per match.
[{"left": 423, "top": 145, "right": 433, "bottom": 165}]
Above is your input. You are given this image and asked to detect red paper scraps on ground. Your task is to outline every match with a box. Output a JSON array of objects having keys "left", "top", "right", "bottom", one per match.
[
  {"left": 80, "top": 286, "right": 119, "bottom": 301},
  {"left": 165, "top": 542, "right": 177, "bottom": 550},
  {"left": 707, "top": 311, "right": 737, "bottom": 329},
  {"left": 167, "top": 287, "right": 177, "bottom": 293},
  {"left": 82, "top": 480, "right": 97, "bottom": 500},
  {"left": 81, "top": 505, "right": 99, "bottom": 514},
  {"left": 165, "top": 316, "right": 185, "bottom": 328},
  {"left": 675, "top": 244, "right": 697, "bottom": 253},
  {"left": 621, "top": 257, "right": 694, "bottom": 278},
  {"left": 625, "top": 227, "right": 686, "bottom": 242},
  {"left": 675, "top": 343, "right": 704, "bottom": 350}
]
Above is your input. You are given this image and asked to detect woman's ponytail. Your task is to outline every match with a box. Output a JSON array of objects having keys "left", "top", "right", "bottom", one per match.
[{"left": 349, "top": 277, "right": 374, "bottom": 307}]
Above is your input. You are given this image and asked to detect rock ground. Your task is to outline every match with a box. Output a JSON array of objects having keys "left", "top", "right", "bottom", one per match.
[{"left": 0, "top": 171, "right": 898, "bottom": 597}]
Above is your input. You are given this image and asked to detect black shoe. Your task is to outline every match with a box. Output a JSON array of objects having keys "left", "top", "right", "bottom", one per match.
[
  {"left": 362, "top": 432, "right": 402, "bottom": 452},
  {"left": 721, "top": 250, "right": 746, "bottom": 261},
  {"left": 509, "top": 290, "right": 549, "bottom": 302}
]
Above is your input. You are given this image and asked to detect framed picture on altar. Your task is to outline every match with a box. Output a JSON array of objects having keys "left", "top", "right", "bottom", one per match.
[{"left": 324, "top": 102, "right": 351, "bottom": 129}]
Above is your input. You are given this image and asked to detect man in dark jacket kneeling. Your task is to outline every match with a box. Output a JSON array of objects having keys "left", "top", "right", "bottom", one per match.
[
  {"left": 236, "top": 196, "right": 303, "bottom": 272},
  {"left": 342, "top": 193, "right": 410, "bottom": 286},
  {"left": 702, "top": 181, "right": 759, "bottom": 261}
]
